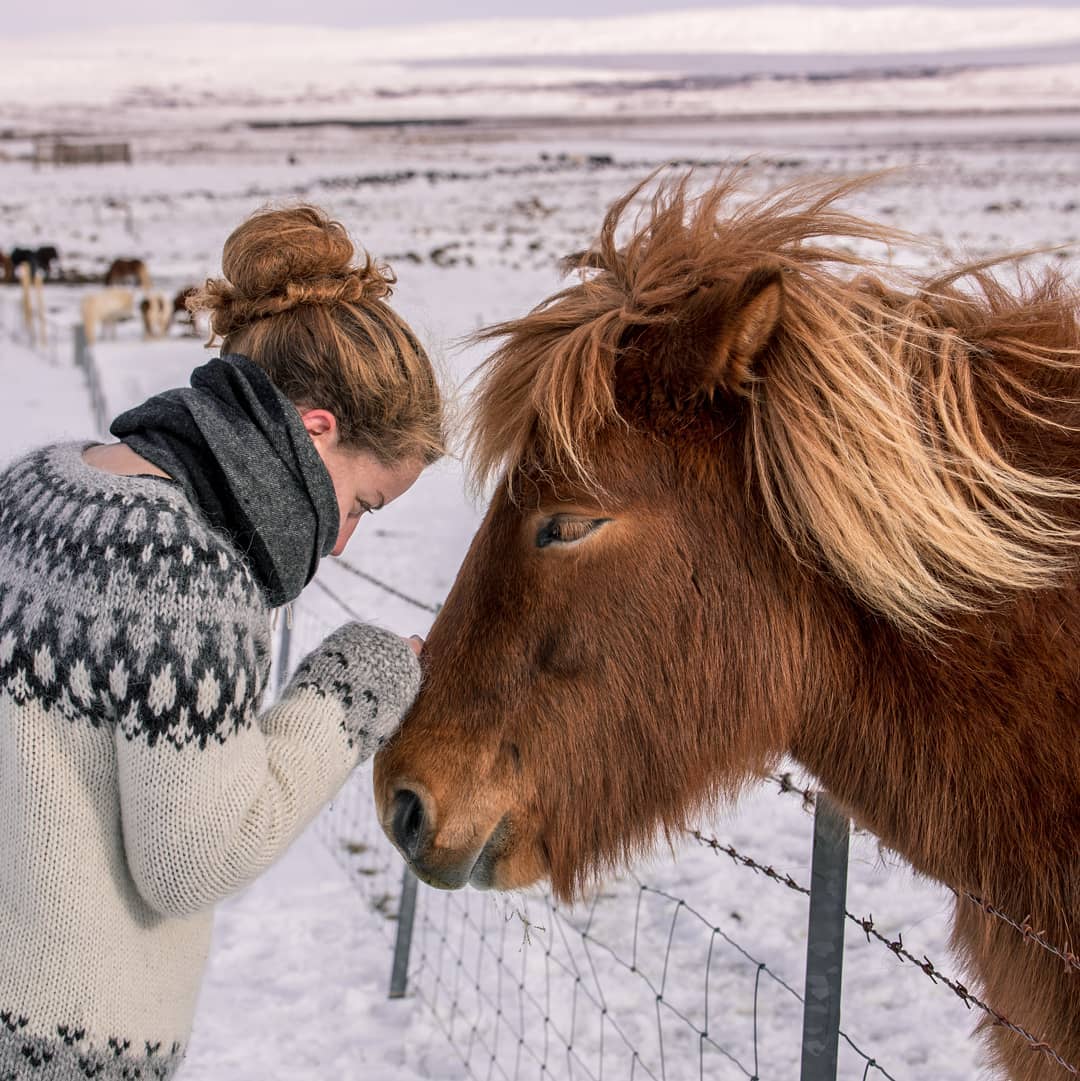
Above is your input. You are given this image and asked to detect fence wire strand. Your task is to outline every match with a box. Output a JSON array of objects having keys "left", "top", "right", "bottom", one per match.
[
  {"left": 289, "top": 564, "right": 1077, "bottom": 1081},
  {"left": 692, "top": 832, "right": 1079, "bottom": 1078}
]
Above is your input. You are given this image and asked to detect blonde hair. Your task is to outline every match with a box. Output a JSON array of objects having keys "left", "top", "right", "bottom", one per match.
[{"left": 190, "top": 205, "right": 444, "bottom": 466}]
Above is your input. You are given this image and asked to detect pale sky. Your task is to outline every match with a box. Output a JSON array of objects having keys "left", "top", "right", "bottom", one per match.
[{"left": 9, "top": 0, "right": 1079, "bottom": 38}]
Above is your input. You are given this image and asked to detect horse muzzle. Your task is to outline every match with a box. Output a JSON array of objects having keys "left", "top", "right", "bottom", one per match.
[{"left": 385, "top": 785, "right": 508, "bottom": 891}]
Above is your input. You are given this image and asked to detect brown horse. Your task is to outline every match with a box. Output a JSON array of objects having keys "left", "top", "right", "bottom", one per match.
[
  {"left": 374, "top": 173, "right": 1080, "bottom": 1080},
  {"left": 104, "top": 257, "right": 151, "bottom": 290}
]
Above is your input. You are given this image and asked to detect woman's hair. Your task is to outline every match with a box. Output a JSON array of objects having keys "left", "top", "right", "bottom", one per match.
[{"left": 190, "top": 205, "right": 445, "bottom": 466}]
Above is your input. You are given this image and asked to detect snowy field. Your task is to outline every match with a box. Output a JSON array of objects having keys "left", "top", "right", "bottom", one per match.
[{"left": 3, "top": 9, "right": 1080, "bottom": 1080}]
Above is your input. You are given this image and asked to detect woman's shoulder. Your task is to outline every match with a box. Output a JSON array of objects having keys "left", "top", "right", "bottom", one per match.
[{"left": 0, "top": 442, "right": 265, "bottom": 614}]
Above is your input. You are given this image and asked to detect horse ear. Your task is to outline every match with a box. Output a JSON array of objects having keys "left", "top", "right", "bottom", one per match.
[{"left": 702, "top": 269, "right": 784, "bottom": 395}]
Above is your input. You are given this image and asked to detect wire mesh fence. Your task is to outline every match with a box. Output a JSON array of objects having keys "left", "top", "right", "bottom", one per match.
[
  {"left": 283, "top": 584, "right": 900, "bottom": 1081},
  {"left": 0, "top": 289, "right": 66, "bottom": 366},
  {"left": 72, "top": 324, "right": 109, "bottom": 434}
]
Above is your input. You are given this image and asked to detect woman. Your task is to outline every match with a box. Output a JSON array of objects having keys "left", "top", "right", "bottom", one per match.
[{"left": 0, "top": 206, "right": 443, "bottom": 1079}]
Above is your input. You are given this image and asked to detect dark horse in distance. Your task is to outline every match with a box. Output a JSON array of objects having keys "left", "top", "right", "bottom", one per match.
[{"left": 375, "top": 174, "right": 1080, "bottom": 1080}]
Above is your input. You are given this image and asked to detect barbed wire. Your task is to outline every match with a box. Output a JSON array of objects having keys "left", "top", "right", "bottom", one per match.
[
  {"left": 954, "top": 889, "right": 1080, "bottom": 976},
  {"left": 691, "top": 831, "right": 1079, "bottom": 1077},
  {"left": 326, "top": 554, "right": 442, "bottom": 614},
  {"left": 766, "top": 772, "right": 817, "bottom": 810},
  {"left": 309, "top": 575, "right": 367, "bottom": 623},
  {"left": 296, "top": 558, "right": 1077, "bottom": 1079},
  {"left": 689, "top": 830, "right": 811, "bottom": 900},
  {"left": 761, "top": 775, "right": 1080, "bottom": 981}
]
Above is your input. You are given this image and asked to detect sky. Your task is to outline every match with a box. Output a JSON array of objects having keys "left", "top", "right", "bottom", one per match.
[{"left": 7, "top": 0, "right": 1080, "bottom": 38}]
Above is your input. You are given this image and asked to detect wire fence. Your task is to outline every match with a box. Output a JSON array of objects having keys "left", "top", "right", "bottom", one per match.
[
  {"left": 72, "top": 323, "right": 110, "bottom": 435},
  {"left": 0, "top": 290, "right": 110, "bottom": 436},
  {"left": 0, "top": 289, "right": 66, "bottom": 366},
  {"left": 284, "top": 587, "right": 897, "bottom": 1081},
  {"left": 280, "top": 567, "right": 1080, "bottom": 1081}
]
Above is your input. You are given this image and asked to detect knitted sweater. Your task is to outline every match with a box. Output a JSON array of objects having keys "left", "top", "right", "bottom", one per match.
[{"left": 0, "top": 444, "right": 421, "bottom": 1081}]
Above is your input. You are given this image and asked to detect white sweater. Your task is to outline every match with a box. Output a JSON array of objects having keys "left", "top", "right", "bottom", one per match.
[{"left": 0, "top": 444, "right": 420, "bottom": 1080}]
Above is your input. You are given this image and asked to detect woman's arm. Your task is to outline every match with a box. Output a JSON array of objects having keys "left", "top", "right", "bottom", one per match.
[{"left": 114, "top": 618, "right": 420, "bottom": 917}]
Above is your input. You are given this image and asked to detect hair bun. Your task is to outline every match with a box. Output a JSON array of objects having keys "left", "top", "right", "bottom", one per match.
[{"left": 190, "top": 205, "right": 396, "bottom": 339}]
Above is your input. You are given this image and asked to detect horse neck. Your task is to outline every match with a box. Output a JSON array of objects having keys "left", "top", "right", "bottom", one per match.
[{"left": 788, "top": 586, "right": 1080, "bottom": 918}]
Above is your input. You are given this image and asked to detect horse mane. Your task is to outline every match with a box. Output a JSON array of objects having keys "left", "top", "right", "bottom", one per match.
[{"left": 469, "top": 171, "right": 1080, "bottom": 634}]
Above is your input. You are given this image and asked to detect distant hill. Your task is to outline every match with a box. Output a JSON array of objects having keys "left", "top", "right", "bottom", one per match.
[{"left": 1, "top": 7, "right": 1078, "bottom": 131}]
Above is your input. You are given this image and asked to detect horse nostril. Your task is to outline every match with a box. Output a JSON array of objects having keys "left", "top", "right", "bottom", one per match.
[{"left": 391, "top": 788, "right": 428, "bottom": 858}]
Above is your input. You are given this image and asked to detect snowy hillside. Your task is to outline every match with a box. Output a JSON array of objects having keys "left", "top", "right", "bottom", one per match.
[{"left": 1, "top": 6, "right": 1079, "bottom": 131}]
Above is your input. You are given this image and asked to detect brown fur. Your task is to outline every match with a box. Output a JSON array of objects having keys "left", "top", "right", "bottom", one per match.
[
  {"left": 374, "top": 173, "right": 1080, "bottom": 1080},
  {"left": 104, "top": 258, "right": 151, "bottom": 290}
]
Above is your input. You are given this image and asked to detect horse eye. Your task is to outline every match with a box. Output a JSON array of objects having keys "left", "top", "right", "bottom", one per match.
[{"left": 535, "top": 515, "right": 610, "bottom": 548}]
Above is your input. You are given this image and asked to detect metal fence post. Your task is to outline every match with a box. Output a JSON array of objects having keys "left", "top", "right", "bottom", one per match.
[
  {"left": 799, "top": 792, "right": 851, "bottom": 1081},
  {"left": 389, "top": 866, "right": 419, "bottom": 999},
  {"left": 275, "top": 614, "right": 293, "bottom": 695},
  {"left": 73, "top": 323, "right": 86, "bottom": 372}
]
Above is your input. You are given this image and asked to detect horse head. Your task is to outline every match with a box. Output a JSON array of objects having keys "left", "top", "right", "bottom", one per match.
[{"left": 374, "top": 173, "right": 1080, "bottom": 924}]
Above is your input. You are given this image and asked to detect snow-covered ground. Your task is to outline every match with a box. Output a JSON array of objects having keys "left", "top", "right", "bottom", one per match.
[{"left": 3, "top": 10, "right": 1080, "bottom": 1079}]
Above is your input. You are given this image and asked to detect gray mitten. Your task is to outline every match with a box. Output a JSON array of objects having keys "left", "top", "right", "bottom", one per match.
[{"left": 288, "top": 622, "right": 421, "bottom": 759}]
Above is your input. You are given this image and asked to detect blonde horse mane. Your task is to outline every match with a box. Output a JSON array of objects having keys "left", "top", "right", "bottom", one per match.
[{"left": 469, "top": 172, "right": 1080, "bottom": 634}]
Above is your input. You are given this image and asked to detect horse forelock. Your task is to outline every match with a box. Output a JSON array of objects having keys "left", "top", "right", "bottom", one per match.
[{"left": 469, "top": 170, "right": 1080, "bottom": 636}]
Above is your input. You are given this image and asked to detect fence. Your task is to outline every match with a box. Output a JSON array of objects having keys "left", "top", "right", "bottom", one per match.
[
  {"left": 0, "top": 290, "right": 66, "bottom": 367},
  {"left": 33, "top": 139, "right": 132, "bottom": 167},
  {"left": 284, "top": 590, "right": 887, "bottom": 1080},
  {"left": 0, "top": 292, "right": 111, "bottom": 437},
  {"left": 289, "top": 592, "right": 889, "bottom": 1079},
  {"left": 282, "top": 570, "right": 1079, "bottom": 1081},
  {"left": 72, "top": 324, "right": 110, "bottom": 434}
]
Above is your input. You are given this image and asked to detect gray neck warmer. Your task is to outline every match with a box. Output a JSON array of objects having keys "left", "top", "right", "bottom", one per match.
[{"left": 110, "top": 354, "right": 340, "bottom": 608}]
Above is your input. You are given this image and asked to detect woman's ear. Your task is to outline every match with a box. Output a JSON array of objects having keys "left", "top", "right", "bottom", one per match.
[
  {"left": 299, "top": 408, "right": 338, "bottom": 443},
  {"left": 702, "top": 268, "right": 784, "bottom": 396}
]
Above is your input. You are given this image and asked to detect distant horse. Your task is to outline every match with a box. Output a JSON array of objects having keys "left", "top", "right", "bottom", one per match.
[
  {"left": 171, "top": 286, "right": 200, "bottom": 335},
  {"left": 104, "top": 258, "right": 151, "bottom": 290},
  {"left": 16, "top": 261, "right": 46, "bottom": 346},
  {"left": 12, "top": 246, "right": 59, "bottom": 280},
  {"left": 374, "top": 174, "right": 1080, "bottom": 1081},
  {"left": 81, "top": 288, "right": 134, "bottom": 346},
  {"left": 139, "top": 291, "right": 171, "bottom": 339}
]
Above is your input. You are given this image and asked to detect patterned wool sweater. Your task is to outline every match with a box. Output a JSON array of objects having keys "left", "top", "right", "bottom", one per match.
[{"left": 0, "top": 444, "right": 421, "bottom": 1081}]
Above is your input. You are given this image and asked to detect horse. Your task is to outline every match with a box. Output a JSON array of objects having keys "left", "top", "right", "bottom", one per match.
[
  {"left": 139, "top": 291, "right": 171, "bottom": 339},
  {"left": 11, "top": 246, "right": 59, "bottom": 281},
  {"left": 16, "top": 261, "right": 46, "bottom": 347},
  {"left": 373, "top": 174, "right": 1080, "bottom": 1081},
  {"left": 171, "top": 286, "right": 200, "bottom": 335},
  {"left": 104, "top": 257, "right": 151, "bottom": 290},
  {"left": 81, "top": 288, "right": 134, "bottom": 345}
]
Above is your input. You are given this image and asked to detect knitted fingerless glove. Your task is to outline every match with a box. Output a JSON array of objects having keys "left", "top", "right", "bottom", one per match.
[{"left": 287, "top": 622, "right": 422, "bottom": 759}]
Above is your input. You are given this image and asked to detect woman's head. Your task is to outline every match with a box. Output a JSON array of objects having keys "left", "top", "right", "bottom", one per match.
[{"left": 191, "top": 204, "right": 444, "bottom": 465}]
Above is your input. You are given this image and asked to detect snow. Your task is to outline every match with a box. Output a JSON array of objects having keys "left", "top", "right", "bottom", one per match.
[
  {"left": 3, "top": 16, "right": 1079, "bottom": 1080},
  {"left": 2, "top": 8, "right": 1080, "bottom": 130},
  {"left": 0, "top": 311, "right": 95, "bottom": 467}
]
